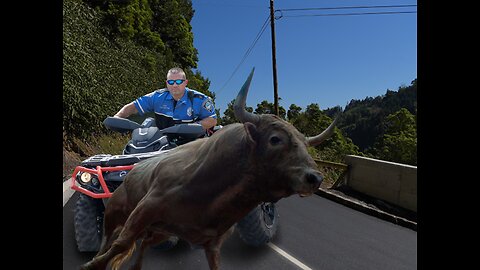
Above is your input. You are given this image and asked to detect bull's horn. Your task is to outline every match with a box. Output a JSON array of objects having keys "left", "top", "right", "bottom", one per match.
[
  {"left": 306, "top": 114, "right": 341, "bottom": 146},
  {"left": 234, "top": 68, "right": 260, "bottom": 124}
]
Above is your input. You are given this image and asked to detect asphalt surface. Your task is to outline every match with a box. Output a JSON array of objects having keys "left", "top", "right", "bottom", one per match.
[{"left": 63, "top": 190, "right": 417, "bottom": 270}]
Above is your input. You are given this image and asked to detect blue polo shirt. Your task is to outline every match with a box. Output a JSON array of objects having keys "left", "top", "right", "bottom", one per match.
[{"left": 133, "top": 88, "right": 217, "bottom": 124}]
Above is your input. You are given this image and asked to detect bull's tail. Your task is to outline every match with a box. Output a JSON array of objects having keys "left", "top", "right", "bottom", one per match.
[{"left": 110, "top": 242, "right": 137, "bottom": 270}]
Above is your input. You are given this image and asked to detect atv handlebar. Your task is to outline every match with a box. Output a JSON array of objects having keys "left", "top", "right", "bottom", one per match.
[
  {"left": 103, "top": 117, "right": 142, "bottom": 133},
  {"left": 103, "top": 116, "right": 206, "bottom": 137}
]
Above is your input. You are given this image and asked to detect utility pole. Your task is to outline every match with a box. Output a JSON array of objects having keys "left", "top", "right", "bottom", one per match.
[{"left": 269, "top": 0, "right": 279, "bottom": 116}]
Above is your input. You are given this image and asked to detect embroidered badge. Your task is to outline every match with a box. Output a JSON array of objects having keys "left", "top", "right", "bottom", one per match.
[
  {"left": 187, "top": 106, "right": 193, "bottom": 117},
  {"left": 202, "top": 98, "right": 214, "bottom": 113}
]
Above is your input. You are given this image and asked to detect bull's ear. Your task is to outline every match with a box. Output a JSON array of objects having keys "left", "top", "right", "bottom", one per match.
[{"left": 243, "top": 122, "right": 258, "bottom": 146}]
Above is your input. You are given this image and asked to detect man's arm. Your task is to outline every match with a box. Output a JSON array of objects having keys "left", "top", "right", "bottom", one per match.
[
  {"left": 198, "top": 117, "right": 217, "bottom": 130},
  {"left": 114, "top": 102, "right": 138, "bottom": 118}
]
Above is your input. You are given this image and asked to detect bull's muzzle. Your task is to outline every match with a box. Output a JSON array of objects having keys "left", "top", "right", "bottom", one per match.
[
  {"left": 305, "top": 171, "right": 323, "bottom": 187},
  {"left": 299, "top": 170, "right": 323, "bottom": 197}
]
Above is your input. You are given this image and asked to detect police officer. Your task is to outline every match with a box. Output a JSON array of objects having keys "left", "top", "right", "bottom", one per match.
[{"left": 114, "top": 67, "right": 217, "bottom": 130}]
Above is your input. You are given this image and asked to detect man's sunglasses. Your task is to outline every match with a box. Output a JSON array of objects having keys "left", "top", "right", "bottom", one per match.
[{"left": 167, "top": 79, "right": 185, "bottom": 85}]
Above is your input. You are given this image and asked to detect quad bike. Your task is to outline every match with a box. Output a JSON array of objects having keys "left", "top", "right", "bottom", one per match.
[{"left": 70, "top": 116, "right": 278, "bottom": 252}]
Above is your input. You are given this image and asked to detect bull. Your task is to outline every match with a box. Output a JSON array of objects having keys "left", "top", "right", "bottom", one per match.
[{"left": 80, "top": 68, "right": 339, "bottom": 270}]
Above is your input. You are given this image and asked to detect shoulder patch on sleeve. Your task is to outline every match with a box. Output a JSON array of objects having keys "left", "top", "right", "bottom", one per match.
[
  {"left": 194, "top": 94, "right": 205, "bottom": 99},
  {"left": 202, "top": 98, "right": 215, "bottom": 113}
]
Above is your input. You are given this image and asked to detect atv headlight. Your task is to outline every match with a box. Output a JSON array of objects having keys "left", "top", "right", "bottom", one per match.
[{"left": 79, "top": 172, "right": 92, "bottom": 183}]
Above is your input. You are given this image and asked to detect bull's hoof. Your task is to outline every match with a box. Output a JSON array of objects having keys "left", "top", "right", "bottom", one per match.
[{"left": 79, "top": 261, "right": 95, "bottom": 270}]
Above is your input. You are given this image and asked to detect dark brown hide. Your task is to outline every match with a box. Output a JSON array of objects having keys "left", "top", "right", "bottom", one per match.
[{"left": 80, "top": 68, "right": 337, "bottom": 270}]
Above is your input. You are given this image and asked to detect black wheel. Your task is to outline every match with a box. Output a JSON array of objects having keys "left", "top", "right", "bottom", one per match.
[
  {"left": 152, "top": 236, "right": 179, "bottom": 250},
  {"left": 74, "top": 194, "right": 105, "bottom": 252},
  {"left": 236, "top": 202, "right": 278, "bottom": 246}
]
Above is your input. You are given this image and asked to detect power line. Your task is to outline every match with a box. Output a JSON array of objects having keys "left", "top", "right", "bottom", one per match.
[
  {"left": 276, "top": 4, "right": 416, "bottom": 19},
  {"left": 216, "top": 15, "right": 270, "bottom": 96},
  {"left": 281, "top": 11, "right": 417, "bottom": 18},
  {"left": 277, "top": 4, "right": 417, "bottom": 12}
]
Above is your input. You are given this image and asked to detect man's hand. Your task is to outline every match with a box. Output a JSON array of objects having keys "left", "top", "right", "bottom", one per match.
[
  {"left": 115, "top": 102, "right": 138, "bottom": 118},
  {"left": 198, "top": 117, "right": 217, "bottom": 130}
]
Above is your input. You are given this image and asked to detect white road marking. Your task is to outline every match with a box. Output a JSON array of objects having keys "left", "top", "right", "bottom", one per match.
[
  {"left": 63, "top": 179, "right": 76, "bottom": 207},
  {"left": 267, "top": 242, "right": 313, "bottom": 270}
]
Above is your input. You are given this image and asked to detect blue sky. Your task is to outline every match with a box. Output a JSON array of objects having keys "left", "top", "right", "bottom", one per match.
[{"left": 190, "top": 0, "right": 417, "bottom": 116}]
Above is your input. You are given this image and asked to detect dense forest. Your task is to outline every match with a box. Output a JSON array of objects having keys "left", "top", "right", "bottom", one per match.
[{"left": 63, "top": 0, "right": 416, "bottom": 166}]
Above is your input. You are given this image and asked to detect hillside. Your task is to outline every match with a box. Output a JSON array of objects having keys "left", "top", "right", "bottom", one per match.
[{"left": 333, "top": 79, "right": 417, "bottom": 152}]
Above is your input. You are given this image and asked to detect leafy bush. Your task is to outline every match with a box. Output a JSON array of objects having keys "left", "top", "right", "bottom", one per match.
[{"left": 64, "top": 0, "right": 167, "bottom": 143}]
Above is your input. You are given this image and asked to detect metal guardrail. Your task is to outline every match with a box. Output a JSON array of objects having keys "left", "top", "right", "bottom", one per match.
[
  {"left": 313, "top": 159, "right": 348, "bottom": 189},
  {"left": 314, "top": 159, "right": 348, "bottom": 170}
]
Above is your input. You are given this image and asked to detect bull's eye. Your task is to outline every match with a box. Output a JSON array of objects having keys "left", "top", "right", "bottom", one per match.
[{"left": 269, "top": 136, "right": 282, "bottom": 145}]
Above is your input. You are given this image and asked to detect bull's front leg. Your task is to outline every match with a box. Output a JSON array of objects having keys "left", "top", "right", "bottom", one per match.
[
  {"left": 80, "top": 199, "right": 161, "bottom": 270},
  {"left": 203, "top": 226, "right": 235, "bottom": 270}
]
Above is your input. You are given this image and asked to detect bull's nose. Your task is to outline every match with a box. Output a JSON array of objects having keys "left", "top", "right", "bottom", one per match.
[{"left": 305, "top": 172, "right": 323, "bottom": 188}]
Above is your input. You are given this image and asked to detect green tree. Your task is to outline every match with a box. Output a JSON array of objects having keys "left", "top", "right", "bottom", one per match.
[
  {"left": 101, "top": 0, "right": 166, "bottom": 52},
  {"left": 82, "top": 0, "right": 198, "bottom": 69},
  {"left": 254, "top": 100, "right": 286, "bottom": 119},
  {"left": 297, "top": 103, "right": 324, "bottom": 137},
  {"left": 370, "top": 108, "right": 417, "bottom": 165},
  {"left": 149, "top": 0, "right": 198, "bottom": 68},
  {"left": 287, "top": 104, "right": 302, "bottom": 121}
]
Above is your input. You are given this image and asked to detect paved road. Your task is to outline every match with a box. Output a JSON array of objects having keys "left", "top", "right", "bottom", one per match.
[{"left": 63, "top": 191, "right": 416, "bottom": 270}]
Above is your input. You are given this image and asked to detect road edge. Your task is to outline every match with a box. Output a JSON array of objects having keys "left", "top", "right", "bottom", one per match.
[{"left": 315, "top": 187, "right": 417, "bottom": 231}]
